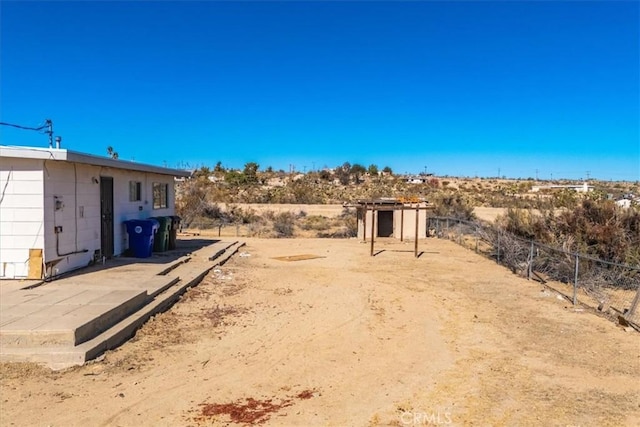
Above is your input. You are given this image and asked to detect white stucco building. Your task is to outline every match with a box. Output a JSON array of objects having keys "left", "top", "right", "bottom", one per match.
[{"left": 0, "top": 145, "right": 190, "bottom": 279}]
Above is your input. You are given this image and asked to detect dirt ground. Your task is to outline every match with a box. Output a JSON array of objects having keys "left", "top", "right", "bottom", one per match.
[{"left": 1, "top": 237, "right": 638, "bottom": 426}]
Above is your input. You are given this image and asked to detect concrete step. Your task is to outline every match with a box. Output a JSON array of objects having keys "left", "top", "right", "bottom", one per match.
[
  {"left": 0, "top": 346, "right": 87, "bottom": 370},
  {"left": 211, "top": 241, "right": 246, "bottom": 266},
  {"left": 139, "top": 276, "right": 180, "bottom": 298},
  {"left": 0, "top": 290, "right": 149, "bottom": 348},
  {"left": 207, "top": 240, "right": 239, "bottom": 261}
]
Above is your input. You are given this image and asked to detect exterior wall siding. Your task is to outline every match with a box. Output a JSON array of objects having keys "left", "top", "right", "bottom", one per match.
[
  {"left": 0, "top": 159, "right": 45, "bottom": 278},
  {"left": 1, "top": 154, "right": 181, "bottom": 279},
  {"left": 41, "top": 162, "right": 177, "bottom": 277},
  {"left": 394, "top": 208, "right": 428, "bottom": 239},
  {"left": 109, "top": 169, "right": 175, "bottom": 254},
  {"left": 43, "top": 161, "right": 101, "bottom": 276}
]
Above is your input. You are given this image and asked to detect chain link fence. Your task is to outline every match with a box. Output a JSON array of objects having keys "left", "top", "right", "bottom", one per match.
[{"left": 428, "top": 216, "right": 640, "bottom": 328}]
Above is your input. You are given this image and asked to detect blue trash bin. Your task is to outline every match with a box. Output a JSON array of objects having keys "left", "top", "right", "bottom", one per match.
[{"left": 124, "top": 219, "right": 159, "bottom": 258}]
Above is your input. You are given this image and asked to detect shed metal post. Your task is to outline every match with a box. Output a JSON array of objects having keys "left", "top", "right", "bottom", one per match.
[
  {"left": 400, "top": 207, "right": 404, "bottom": 242},
  {"left": 528, "top": 241, "right": 534, "bottom": 280},
  {"left": 573, "top": 254, "right": 579, "bottom": 305}
]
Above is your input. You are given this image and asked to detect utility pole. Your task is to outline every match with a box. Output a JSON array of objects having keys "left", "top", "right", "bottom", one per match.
[
  {"left": 535, "top": 169, "right": 539, "bottom": 180},
  {"left": 586, "top": 171, "right": 590, "bottom": 180}
]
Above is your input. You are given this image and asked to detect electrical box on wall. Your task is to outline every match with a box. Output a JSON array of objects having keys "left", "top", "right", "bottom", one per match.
[{"left": 54, "top": 196, "right": 64, "bottom": 211}]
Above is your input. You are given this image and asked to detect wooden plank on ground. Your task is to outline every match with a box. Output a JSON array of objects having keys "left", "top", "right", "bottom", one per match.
[{"left": 27, "top": 249, "right": 43, "bottom": 279}]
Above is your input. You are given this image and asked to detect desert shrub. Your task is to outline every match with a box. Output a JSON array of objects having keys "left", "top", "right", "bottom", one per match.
[
  {"left": 338, "top": 207, "right": 358, "bottom": 237},
  {"left": 272, "top": 212, "right": 296, "bottom": 238},
  {"left": 498, "top": 201, "right": 640, "bottom": 266},
  {"left": 300, "top": 215, "right": 331, "bottom": 231},
  {"left": 226, "top": 205, "right": 258, "bottom": 224},
  {"left": 554, "top": 200, "right": 639, "bottom": 264},
  {"left": 497, "top": 208, "right": 554, "bottom": 242},
  {"left": 432, "top": 193, "right": 476, "bottom": 220},
  {"left": 314, "top": 208, "right": 357, "bottom": 238}
]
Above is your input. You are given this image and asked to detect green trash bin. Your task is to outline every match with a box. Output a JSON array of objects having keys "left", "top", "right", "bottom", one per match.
[
  {"left": 149, "top": 216, "right": 170, "bottom": 252},
  {"left": 168, "top": 215, "right": 181, "bottom": 250}
]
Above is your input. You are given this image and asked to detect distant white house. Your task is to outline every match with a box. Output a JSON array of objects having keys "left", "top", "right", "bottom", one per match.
[
  {"left": 0, "top": 145, "right": 190, "bottom": 279},
  {"left": 615, "top": 194, "right": 637, "bottom": 209},
  {"left": 405, "top": 176, "right": 427, "bottom": 184},
  {"left": 616, "top": 198, "right": 632, "bottom": 209},
  {"left": 531, "top": 182, "right": 594, "bottom": 193}
]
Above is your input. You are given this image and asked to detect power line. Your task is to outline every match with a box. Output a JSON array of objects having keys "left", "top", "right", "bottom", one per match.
[
  {"left": 0, "top": 121, "right": 49, "bottom": 132},
  {"left": 0, "top": 119, "right": 57, "bottom": 148}
]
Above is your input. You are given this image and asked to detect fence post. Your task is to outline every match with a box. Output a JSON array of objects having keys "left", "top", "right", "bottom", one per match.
[
  {"left": 496, "top": 230, "right": 501, "bottom": 264},
  {"left": 626, "top": 283, "right": 640, "bottom": 320},
  {"left": 573, "top": 254, "right": 579, "bottom": 306},
  {"left": 475, "top": 236, "right": 478, "bottom": 253},
  {"left": 527, "top": 241, "right": 534, "bottom": 280}
]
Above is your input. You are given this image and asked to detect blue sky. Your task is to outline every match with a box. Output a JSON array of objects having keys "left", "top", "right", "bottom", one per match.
[{"left": 1, "top": 1, "right": 638, "bottom": 180}]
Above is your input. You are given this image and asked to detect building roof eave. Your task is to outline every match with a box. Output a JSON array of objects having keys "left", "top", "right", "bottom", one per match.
[{"left": 0, "top": 145, "right": 191, "bottom": 177}]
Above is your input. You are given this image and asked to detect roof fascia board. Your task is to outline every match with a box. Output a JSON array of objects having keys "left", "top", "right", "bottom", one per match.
[{"left": 1, "top": 146, "right": 190, "bottom": 177}]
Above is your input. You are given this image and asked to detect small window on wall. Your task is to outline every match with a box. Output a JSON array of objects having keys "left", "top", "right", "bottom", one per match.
[
  {"left": 153, "top": 182, "right": 168, "bottom": 209},
  {"left": 129, "top": 181, "right": 142, "bottom": 201}
]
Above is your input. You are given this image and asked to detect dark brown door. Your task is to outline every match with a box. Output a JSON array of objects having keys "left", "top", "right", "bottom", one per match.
[
  {"left": 377, "top": 210, "right": 394, "bottom": 237},
  {"left": 100, "top": 176, "right": 114, "bottom": 258}
]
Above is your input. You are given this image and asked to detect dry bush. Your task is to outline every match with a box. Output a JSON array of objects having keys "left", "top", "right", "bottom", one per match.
[
  {"left": 432, "top": 193, "right": 476, "bottom": 220},
  {"left": 272, "top": 212, "right": 296, "bottom": 238},
  {"left": 300, "top": 215, "right": 331, "bottom": 231},
  {"left": 499, "top": 201, "right": 640, "bottom": 266}
]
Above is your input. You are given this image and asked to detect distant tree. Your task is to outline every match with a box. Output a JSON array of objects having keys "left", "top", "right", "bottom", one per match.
[
  {"left": 367, "top": 164, "right": 379, "bottom": 176},
  {"left": 265, "top": 166, "right": 274, "bottom": 173},
  {"left": 336, "top": 162, "right": 351, "bottom": 185},
  {"left": 224, "top": 170, "right": 245, "bottom": 186},
  {"left": 319, "top": 170, "right": 332, "bottom": 181},
  {"left": 213, "top": 161, "right": 225, "bottom": 174},
  {"left": 193, "top": 166, "right": 211, "bottom": 179},
  {"left": 107, "top": 146, "right": 119, "bottom": 159},
  {"left": 243, "top": 162, "right": 259, "bottom": 184},
  {"left": 350, "top": 164, "right": 366, "bottom": 184},
  {"left": 382, "top": 166, "right": 393, "bottom": 175}
]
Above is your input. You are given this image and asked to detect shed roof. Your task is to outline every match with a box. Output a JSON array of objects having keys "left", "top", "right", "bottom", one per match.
[{"left": 0, "top": 145, "right": 191, "bottom": 177}]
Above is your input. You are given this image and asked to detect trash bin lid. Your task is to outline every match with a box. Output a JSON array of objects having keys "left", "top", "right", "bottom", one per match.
[
  {"left": 125, "top": 218, "right": 159, "bottom": 233},
  {"left": 148, "top": 216, "right": 170, "bottom": 230}
]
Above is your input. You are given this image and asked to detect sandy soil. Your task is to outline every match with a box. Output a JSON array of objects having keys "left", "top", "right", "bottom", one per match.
[{"left": 1, "top": 238, "right": 638, "bottom": 426}]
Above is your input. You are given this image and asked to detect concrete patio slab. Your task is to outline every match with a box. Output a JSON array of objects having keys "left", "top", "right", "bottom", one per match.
[{"left": 0, "top": 238, "right": 245, "bottom": 369}]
